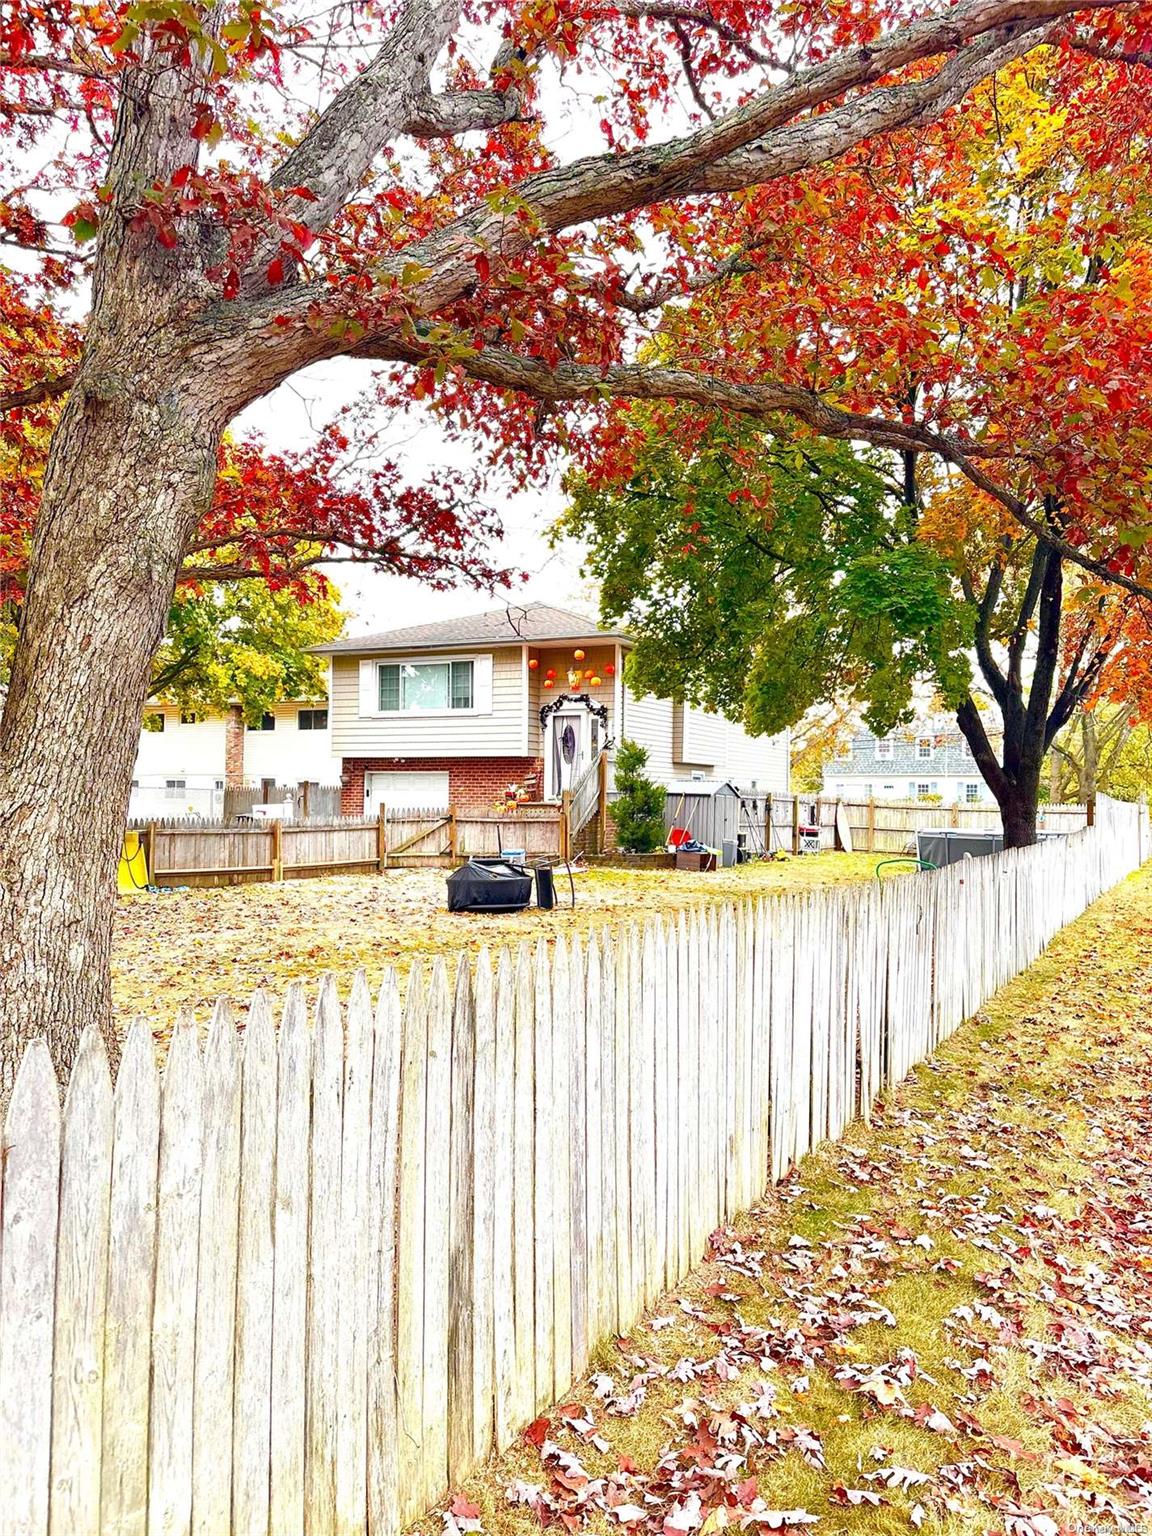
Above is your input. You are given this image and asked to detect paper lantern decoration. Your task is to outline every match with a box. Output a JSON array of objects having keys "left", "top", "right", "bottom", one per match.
[
  {"left": 543, "top": 678, "right": 554, "bottom": 689},
  {"left": 605, "top": 663, "right": 616, "bottom": 676},
  {"left": 528, "top": 657, "right": 539, "bottom": 670},
  {"left": 574, "top": 648, "right": 585, "bottom": 660},
  {"left": 589, "top": 675, "right": 602, "bottom": 687},
  {"left": 545, "top": 668, "right": 556, "bottom": 680}
]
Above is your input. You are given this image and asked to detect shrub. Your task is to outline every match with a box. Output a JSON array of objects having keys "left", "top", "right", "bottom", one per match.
[{"left": 613, "top": 738, "right": 667, "bottom": 853}]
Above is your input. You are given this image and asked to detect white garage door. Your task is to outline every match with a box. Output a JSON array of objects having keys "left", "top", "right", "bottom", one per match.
[{"left": 364, "top": 771, "right": 450, "bottom": 812}]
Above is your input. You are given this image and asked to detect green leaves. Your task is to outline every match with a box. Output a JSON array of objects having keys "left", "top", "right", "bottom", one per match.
[{"left": 564, "top": 411, "right": 973, "bottom": 745}]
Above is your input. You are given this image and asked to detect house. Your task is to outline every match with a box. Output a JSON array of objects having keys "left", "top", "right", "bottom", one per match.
[
  {"left": 314, "top": 603, "right": 790, "bottom": 815},
  {"left": 821, "top": 717, "right": 997, "bottom": 805},
  {"left": 130, "top": 698, "right": 342, "bottom": 818}
]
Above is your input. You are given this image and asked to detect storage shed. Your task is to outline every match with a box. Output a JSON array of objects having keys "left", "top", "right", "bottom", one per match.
[{"left": 663, "top": 779, "right": 745, "bottom": 852}]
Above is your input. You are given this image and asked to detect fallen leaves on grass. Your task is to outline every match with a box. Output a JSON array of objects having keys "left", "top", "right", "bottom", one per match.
[
  {"left": 427, "top": 868, "right": 1152, "bottom": 1536},
  {"left": 112, "top": 853, "right": 894, "bottom": 1043}
]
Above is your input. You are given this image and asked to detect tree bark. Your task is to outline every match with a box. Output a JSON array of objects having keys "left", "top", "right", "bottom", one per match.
[
  {"left": 0, "top": 376, "right": 219, "bottom": 1097},
  {"left": 997, "top": 778, "right": 1041, "bottom": 849}
]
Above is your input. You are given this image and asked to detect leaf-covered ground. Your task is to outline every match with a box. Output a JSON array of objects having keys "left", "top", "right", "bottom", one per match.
[
  {"left": 432, "top": 865, "right": 1152, "bottom": 1536},
  {"left": 112, "top": 851, "right": 894, "bottom": 1035}
]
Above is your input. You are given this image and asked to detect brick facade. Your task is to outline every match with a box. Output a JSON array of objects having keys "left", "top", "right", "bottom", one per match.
[
  {"left": 341, "top": 755, "right": 545, "bottom": 816},
  {"left": 224, "top": 704, "right": 246, "bottom": 788}
]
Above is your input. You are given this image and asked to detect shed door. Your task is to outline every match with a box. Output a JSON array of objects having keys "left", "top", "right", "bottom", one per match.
[{"left": 364, "top": 770, "right": 450, "bottom": 812}]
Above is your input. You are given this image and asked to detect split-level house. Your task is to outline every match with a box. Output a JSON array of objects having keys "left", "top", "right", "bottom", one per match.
[{"left": 315, "top": 603, "right": 791, "bottom": 815}]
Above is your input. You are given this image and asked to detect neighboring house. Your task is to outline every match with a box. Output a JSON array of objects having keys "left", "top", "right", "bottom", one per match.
[
  {"left": 314, "top": 603, "right": 790, "bottom": 815},
  {"left": 130, "top": 699, "right": 342, "bottom": 818},
  {"left": 821, "top": 717, "right": 998, "bottom": 805}
]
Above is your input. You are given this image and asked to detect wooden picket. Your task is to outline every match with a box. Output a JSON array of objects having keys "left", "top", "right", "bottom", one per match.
[{"left": 0, "top": 799, "right": 1147, "bottom": 1535}]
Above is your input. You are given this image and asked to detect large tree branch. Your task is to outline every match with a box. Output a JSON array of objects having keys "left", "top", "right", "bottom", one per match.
[
  {"left": 350, "top": 340, "right": 1152, "bottom": 602},
  {"left": 239, "top": 0, "right": 1106, "bottom": 346},
  {"left": 1070, "top": 34, "right": 1152, "bottom": 66},
  {"left": 405, "top": 87, "right": 525, "bottom": 139},
  {"left": 957, "top": 695, "right": 1011, "bottom": 797},
  {"left": 0, "top": 373, "right": 74, "bottom": 414},
  {"left": 960, "top": 561, "right": 1009, "bottom": 709},
  {"left": 259, "top": 1, "right": 471, "bottom": 257}
]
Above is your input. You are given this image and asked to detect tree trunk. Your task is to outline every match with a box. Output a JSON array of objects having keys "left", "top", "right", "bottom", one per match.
[
  {"left": 1080, "top": 710, "right": 1098, "bottom": 802},
  {"left": 997, "top": 780, "right": 1040, "bottom": 849},
  {"left": 0, "top": 379, "right": 219, "bottom": 1098}
]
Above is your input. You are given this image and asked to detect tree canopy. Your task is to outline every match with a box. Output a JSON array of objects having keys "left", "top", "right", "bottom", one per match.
[
  {"left": 563, "top": 420, "right": 973, "bottom": 739},
  {"left": 6, "top": 0, "right": 1152, "bottom": 1080}
]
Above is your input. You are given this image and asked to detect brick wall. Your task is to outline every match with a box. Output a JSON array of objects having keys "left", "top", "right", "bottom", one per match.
[
  {"left": 224, "top": 705, "right": 245, "bottom": 788},
  {"left": 341, "top": 755, "right": 545, "bottom": 816}
]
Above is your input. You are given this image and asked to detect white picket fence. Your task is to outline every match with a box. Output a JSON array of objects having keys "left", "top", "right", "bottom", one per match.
[{"left": 0, "top": 797, "right": 1147, "bottom": 1536}]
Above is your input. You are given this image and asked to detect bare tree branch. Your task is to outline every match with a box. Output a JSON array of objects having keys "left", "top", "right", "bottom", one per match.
[{"left": 0, "top": 373, "right": 74, "bottom": 414}]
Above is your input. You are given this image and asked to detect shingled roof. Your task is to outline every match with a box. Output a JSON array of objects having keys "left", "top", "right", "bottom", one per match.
[{"left": 313, "top": 602, "right": 631, "bottom": 654}]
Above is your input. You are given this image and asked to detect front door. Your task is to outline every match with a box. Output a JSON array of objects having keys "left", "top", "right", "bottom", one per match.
[{"left": 544, "top": 703, "right": 599, "bottom": 799}]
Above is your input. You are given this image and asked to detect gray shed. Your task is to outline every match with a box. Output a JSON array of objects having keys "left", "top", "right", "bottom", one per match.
[{"left": 664, "top": 779, "right": 744, "bottom": 852}]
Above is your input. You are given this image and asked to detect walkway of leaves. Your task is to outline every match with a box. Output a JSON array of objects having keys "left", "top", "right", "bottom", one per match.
[{"left": 437, "top": 868, "right": 1152, "bottom": 1536}]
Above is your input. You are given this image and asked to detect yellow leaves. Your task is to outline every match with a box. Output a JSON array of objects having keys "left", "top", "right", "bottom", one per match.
[
  {"left": 992, "top": 60, "right": 1070, "bottom": 179},
  {"left": 917, "top": 481, "right": 1015, "bottom": 558}
]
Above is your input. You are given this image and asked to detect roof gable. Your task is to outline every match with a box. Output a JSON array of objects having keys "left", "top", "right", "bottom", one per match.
[{"left": 315, "top": 602, "right": 631, "bottom": 655}]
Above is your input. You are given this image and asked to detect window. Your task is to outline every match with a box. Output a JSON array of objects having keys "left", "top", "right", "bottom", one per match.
[
  {"left": 298, "top": 708, "right": 328, "bottom": 731},
  {"left": 965, "top": 782, "right": 981, "bottom": 803},
  {"left": 179, "top": 710, "right": 199, "bottom": 725},
  {"left": 143, "top": 712, "right": 165, "bottom": 733},
  {"left": 164, "top": 778, "right": 186, "bottom": 793},
  {"left": 917, "top": 737, "right": 934, "bottom": 759},
  {"left": 247, "top": 712, "right": 276, "bottom": 731},
  {"left": 916, "top": 782, "right": 931, "bottom": 798},
  {"left": 378, "top": 659, "right": 474, "bottom": 713},
  {"left": 875, "top": 737, "right": 894, "bottom": 760}
]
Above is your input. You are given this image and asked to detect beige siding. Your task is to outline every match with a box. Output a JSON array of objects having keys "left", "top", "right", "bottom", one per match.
[
  {"left": 673, "top": 705, "right": 728, "bottom": 769},
  {"left": 330, "top": 648, "right": 525, "bottom": 757},
  {"left": 620, "top": 687, "right": 676, "bottom": 782},
  {"left": 720, "top": 721, "right": 790, "bottom": 792}
]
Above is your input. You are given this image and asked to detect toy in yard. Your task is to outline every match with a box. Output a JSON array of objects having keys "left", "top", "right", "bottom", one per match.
[{"left": 118, "top": 830, "right": 151, "bottom": 893}]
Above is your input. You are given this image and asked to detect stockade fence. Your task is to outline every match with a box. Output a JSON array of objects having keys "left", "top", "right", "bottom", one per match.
[
  {"left": 722, "top": 792, "right": 1089, "bottom": 858},
  {"left": 125, "top": 804, "right": 565, "bottom": 886},
  {"left": 2, "top": 796, "right": 1147, "bottom": 1535}
]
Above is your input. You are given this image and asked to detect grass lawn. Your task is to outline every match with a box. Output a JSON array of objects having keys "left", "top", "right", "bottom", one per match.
[
  {"left": 435, "top": 864, "right": 1152, "bottom": 1536},
  {"left": 113, "top": 850, "right": 896, "bottom": 1037}
]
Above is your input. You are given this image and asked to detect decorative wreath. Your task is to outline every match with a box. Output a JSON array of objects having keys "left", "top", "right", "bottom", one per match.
[{"left": 538, "top": 692, "right": 610, "bottom": 729}]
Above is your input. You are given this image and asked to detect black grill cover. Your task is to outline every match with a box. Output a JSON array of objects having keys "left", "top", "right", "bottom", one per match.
[{"left": 447, "top": 857, "right": 533, "bottom": 913}]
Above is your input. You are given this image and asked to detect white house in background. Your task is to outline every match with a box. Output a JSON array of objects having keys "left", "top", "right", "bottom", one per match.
[
  {"left": 821, "top": 716, "right": 998, "bottom": 805},
  {"left": 130, "top": 698, "right": 342, "bottom": 818},
  {"left": 313, "top": 603, "right": 791, "bottom": 815}
]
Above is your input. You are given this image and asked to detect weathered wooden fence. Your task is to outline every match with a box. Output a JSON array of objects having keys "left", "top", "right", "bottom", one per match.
[
  {"left": 384, "top": 804, "right": 564, "bottom": 866},
  {"left": 127, "top": 806, "right": 564, "bottom": 886},
  {"left": 730, "top": 792, "right": 1089, "bottom": 857},
  {"left": 2, "top": 797, "right": 1146, "bottom": 1535}
]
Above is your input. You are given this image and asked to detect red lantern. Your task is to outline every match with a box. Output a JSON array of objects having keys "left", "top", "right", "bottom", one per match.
[
  {"left": 605, "top": 663, "right": 616, "bottom": 677},
  {"left": 545, "top": 668, "right": 556, "bottom": 680},
  {"left": 574, "top": 648, "right": 585, "bottom": 660},
  {"left": 543, "top": 678, "right": 554, "bottom": 689},
  {"left": 528, "top": 657, "right": 539, "bottom": 670}
]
